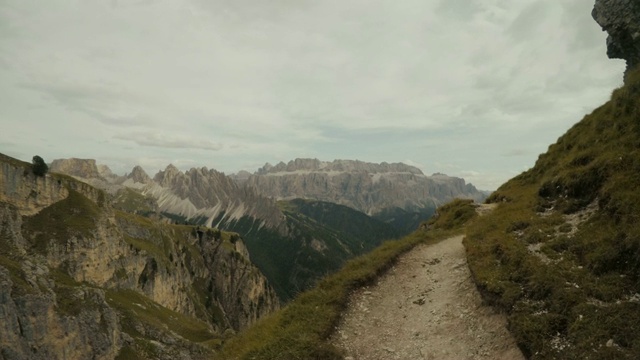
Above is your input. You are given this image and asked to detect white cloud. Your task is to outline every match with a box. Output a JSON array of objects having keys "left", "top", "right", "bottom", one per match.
[
  {"left": 0, "top": 0, "right": 626, "bottom": 190},
  {"left": 115, "top": 132, "right": 223, "bottom": 151}
]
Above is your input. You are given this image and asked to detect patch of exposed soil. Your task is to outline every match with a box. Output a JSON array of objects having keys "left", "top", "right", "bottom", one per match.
[{"left": 332, "top": 235, "right": 525, "bottom": 360}]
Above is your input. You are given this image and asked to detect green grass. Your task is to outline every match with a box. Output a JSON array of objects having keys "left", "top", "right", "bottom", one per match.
[
  {"left": 22, "top": 189, "right": 99, "bottom": 254},
  {"left": 112, "top": 188, "right": 157, "bottom": 214},
  {"left": 424, "top": 198, "right": 478, "bottom": 230},
  {"left": 221, "top": 199, "right": 477, "bottom": 359},
  {"left": 464, "top": 67, "right": 640, "bottom": 359},
  {"left": 106, "top": 289, "right": 218, "bottom": 345}
]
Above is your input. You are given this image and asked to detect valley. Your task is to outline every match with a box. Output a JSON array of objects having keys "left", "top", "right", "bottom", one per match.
[{"left": 1, "top": 0, "right": 638, "bottom": 359}]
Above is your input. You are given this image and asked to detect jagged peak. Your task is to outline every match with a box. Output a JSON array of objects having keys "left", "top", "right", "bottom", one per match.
[
  {"left": 255, "top": 158, "right": 424, "bottom": 175},
  {"left": 97, "top": 164, "right": 116, "bottom": 179},
  {"left": 153, "top": 164, "right": 182, "bottom": 184},
  {"left": 165, "top": 163, "right": 180, "bottom": 172},
  {"left": 127, "top": 165, "right": 151, "bottom": 184}
]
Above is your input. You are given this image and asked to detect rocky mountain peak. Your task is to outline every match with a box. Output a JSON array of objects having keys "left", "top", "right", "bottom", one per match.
[
  {"left": 97, "top": 164, "right": 116, "bottom": 179},
  {"left": 592, "top": 0, "right": 640, "bottom": 77},
  {"left": 153, "top": 164, "right": 182, "bottom": 186},
  {"left": 127, "top": 165, "right": 151, "bottom": 184},
  {"left": 50, "top": 158, "right": 101, "bottom": 179},
  {"left": 256, "top": 158, "right": 424, "bottom": 175}
]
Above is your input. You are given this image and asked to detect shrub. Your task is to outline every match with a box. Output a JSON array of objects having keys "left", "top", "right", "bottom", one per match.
[{"left": 32, "top": 155, "right": 48, "bottom": 177}]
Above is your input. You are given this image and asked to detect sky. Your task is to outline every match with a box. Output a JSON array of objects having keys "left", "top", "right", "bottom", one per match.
[{"left": 0, "top": 0, "right": 626, "bottom": 190}]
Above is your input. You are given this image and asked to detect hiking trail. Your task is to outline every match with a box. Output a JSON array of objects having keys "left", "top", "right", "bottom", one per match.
[{"left": 332, "top": 222, "right": 525, "bottom": 360}]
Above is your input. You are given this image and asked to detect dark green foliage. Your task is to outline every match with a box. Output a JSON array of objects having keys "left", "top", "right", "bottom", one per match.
[
  {"left": 209, "top": 199, "right": 401, "bottom": 300},
  {"left": 222, "top": 199, "right": 477, "bottom": 359},
  {"left": 31, "top": 155, "right": 48, "bottom": 177},
  {"left": 373, "top": 204, "right": 437, "bottom": 234},
  {"left": 465, "top": 68, "right": 640, "bottom": 359}
]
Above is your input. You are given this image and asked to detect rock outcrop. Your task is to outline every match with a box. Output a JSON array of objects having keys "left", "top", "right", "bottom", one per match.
[
  {"left": 0, "top": 153, "right": 279, "bottom": 359},
  {"left": 148, "top": 165, "right": 285, "bottom": 230},
  {"left": 593, "top": 0, "right": 640, "bottom": 77},
  {"left": 50, "top": 158, "right": 102, "bottom": 179},
  {"left": 245, "top": 158, "right": 486, "bottom": 216},
  {"left": 126, "top": 165, "right": 152, "bottom": 184}
]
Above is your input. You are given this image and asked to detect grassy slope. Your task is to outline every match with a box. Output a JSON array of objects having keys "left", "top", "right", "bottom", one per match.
[
  {"left": 465, "top": 69, "right": 640, "bottom": 359},
  {"left": 221, "top": 199, "right": 477, "bottom": 360}
]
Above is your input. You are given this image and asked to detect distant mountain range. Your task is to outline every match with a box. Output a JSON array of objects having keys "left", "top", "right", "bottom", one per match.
[
  {"left": 49, "top": 157, "right": 488, "bottom": 299},
  {"left": 0, "top": 153, "right": 279, "bottom": 359}
]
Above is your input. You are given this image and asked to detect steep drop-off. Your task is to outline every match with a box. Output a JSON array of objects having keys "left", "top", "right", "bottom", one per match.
[
  {"left": 208, "top": 199, "right": 402, "bottom": 300},
  {"left": 0, "top": 153, "right": 279, "bottom": 359}
]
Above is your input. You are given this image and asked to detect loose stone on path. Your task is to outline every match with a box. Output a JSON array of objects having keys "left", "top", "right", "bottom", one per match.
[{"left": 331, "top": 235, "right": 525, "bottom": 360}]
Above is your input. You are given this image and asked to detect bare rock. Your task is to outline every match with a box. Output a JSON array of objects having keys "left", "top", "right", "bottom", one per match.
[
  {"left": 50, "top": 158, "right": 102, "bottom": 179},
  {"left": 593, "top": 0, "right": 640, "bottom": 77}
]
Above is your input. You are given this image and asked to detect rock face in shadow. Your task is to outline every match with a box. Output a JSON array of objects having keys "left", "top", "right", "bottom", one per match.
[{"left": 592, "top": 0, "right": 640, "bottom": 76}]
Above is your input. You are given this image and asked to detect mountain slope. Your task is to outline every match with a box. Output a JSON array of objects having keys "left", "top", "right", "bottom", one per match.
[
  {"left": 209, "top": 199, "right": 402, "bottom": 300},
  {"left": 243, "top": 158, "right": 486, "bottom": 233},
  {"left": 49, "top": 158, "right": 481, "bottom": 302},
  {"left": 0, "top": 153, "right": 279, "bottom": 359},
  {"left": 464, "top": 68, "right": 640, "bottom": 359}
]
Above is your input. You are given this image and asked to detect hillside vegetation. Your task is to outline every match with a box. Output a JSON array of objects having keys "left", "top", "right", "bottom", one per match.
[
  {"left": 221, "top": 199, "right": 478, "bottom": 359},
  {"left": 465, "top": 68, "right": 640, "bottom": 359},
  {"left": 210, "top": 199, "right": 402, "bottom": 300}
]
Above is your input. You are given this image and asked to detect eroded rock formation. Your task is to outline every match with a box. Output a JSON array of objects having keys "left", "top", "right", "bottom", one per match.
[
  {"left": 0, "top": 154, "right": 279, "bottom": 359},
  {"left": 246, "top": 158, "right": 486, "bottom": 216},
  {"left": 593, "top": 0, "right": 640, "bottom": 77}
]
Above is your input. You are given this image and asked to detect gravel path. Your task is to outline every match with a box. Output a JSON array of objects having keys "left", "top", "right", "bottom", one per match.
[{"left": 332, "top": 234, "right": 525, "bottom": 360}]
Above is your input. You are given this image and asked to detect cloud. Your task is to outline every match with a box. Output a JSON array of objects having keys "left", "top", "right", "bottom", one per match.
[
  {"left": 18, "top": 82, "right": 152, "bottom": 127},
  {"left": 502, "top": 149, "right": 529, "bottom": 157},
  {"left": 0, "top": 0, "right": 626, "bottom": 191},
  {"left": 115, "top": 132, "right": 223, "bottom": 151}
]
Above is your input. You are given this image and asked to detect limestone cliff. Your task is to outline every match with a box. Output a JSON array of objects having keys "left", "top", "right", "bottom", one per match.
[
  {"left": 593, "top": 0, "right": 640, "bottom": 77},
  {"left": 50, "top": 158, "right": 102, "bottom": 180},
  {"left": 245, "top": 158, "right": 486, "bottom": 216},
  {"left": 146, "top": 165, "right": 285, "bottom": 231},
  {"left": 0, "top": 153, "right": 279, "bottom": 359}
]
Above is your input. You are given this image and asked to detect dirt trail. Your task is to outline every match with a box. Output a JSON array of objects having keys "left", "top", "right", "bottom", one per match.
[{"left": 332, "top": 234, "right": 525, "bottom": 360}]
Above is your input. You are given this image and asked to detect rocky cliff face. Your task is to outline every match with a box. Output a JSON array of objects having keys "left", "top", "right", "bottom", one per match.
[
  {"left": 50, "top": 158, "right": 103, "bottom": 180},
  {"left": 49, "top": 159, "right": 286, "bottom": 232},
  {"left": 127, "top": 165, "right": 152, "bottom": 184},
  {"left": 146, "top": 164, "right": 285, "bottom": 230},
  {"left": 0, "top": 154, "right": 279, "bottom": 359},
  {"left": 246, "top": 158, "right": 486, "bottom": 216},
  {"left": 593, "top": 0, "right": 640, "bottom": 77}
]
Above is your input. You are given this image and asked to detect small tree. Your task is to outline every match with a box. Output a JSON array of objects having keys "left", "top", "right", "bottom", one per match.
[{"left": 32, "top": 155, "right": 48, "bottom": 177}]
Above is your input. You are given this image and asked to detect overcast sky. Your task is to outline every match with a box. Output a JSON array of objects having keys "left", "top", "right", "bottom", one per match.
[{"left": 0, "top": 0, "right": 625, "bottom": 190}]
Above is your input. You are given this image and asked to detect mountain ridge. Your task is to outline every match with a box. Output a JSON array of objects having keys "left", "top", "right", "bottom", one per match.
[{"left": 0, "top": 153, "right": 280, "bottom": 359}]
